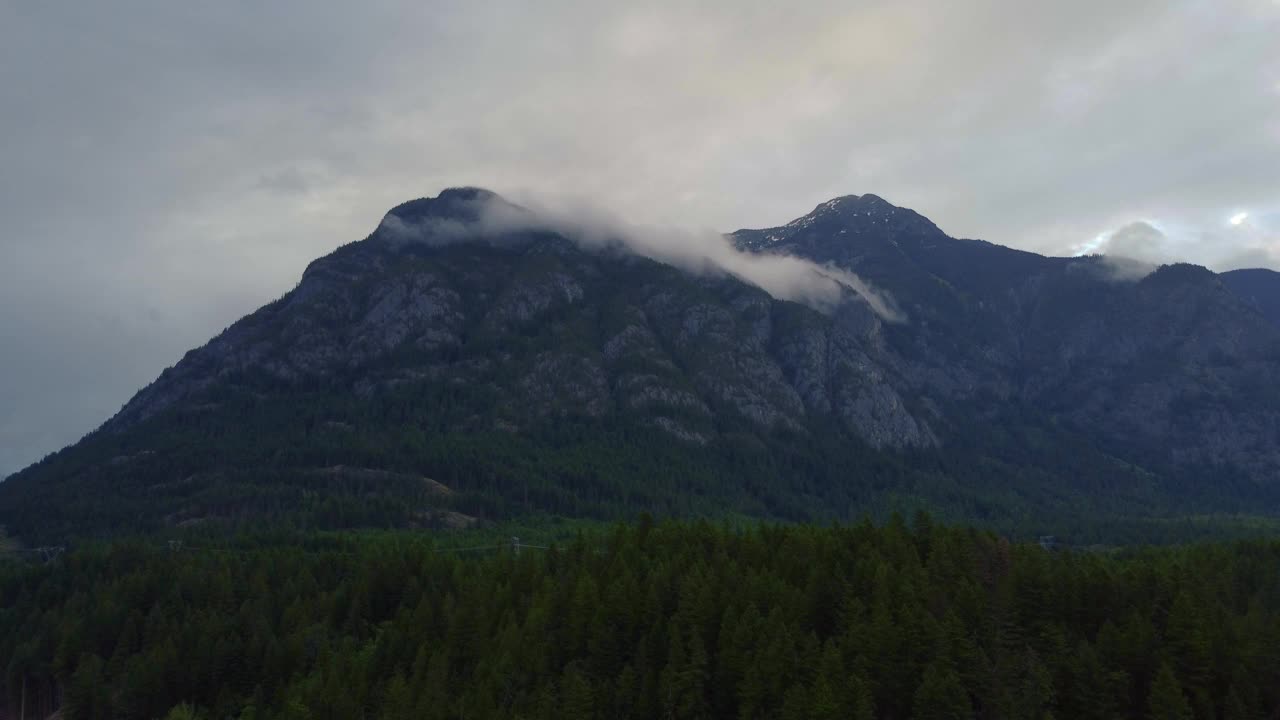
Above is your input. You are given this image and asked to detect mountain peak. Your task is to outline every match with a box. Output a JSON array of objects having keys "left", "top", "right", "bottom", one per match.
[
  {"left": 814, "top": 193, "right": 893, "bottom": 210},
  {"left": 795, "top": 193, "right": 934, "bottom": 226},
  {"left": 372, "top": 187, "right": 536, "bottom": 246},
  {"left": 383, "top": 187, "right": 505, "bottom": 225},
  {"left": 775, "top": 193, "right": 942, "bottom": 239},
  {"left": 732, "top": 193, "right": 943, "bottom": 252}
]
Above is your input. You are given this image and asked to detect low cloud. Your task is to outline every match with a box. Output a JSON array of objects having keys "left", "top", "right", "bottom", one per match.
[
  {"left": 1097, "top": 255, "right": 1160, "bottom": 282},
  {"left": 1083, "top": 221, "right": 1163, "bottom": 280},
  {"left": 1102, "top": 221, "right": 1167, "bottom": 264},
  {"left": 1078, "top": 216, "right": 1280, "bottom": 278},
  {"left": 378, "top": 190, "right": 905, "bottom": 320}
]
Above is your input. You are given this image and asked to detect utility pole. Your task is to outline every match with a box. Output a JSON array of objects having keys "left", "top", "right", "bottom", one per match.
[{"left": 20, "top": 674, "right": 25, "bottom": 720}]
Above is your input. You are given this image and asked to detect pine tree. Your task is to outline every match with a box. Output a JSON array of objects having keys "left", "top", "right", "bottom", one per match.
[
  {"left": 560, "top": 663, "right": 595, "bottom": 720},
  {"left": 660, "top": 620, "right": 710, "bottom": 719},
  {"left": 912, "top": 662, "right": 974, "bottom": 720},
  {"left": 1221, "top": 685, "right": 1256, "bottom": 720},
  {"left": 66, "top": 653, "right": 110, "bottom": 720},
  {"left": 1146, "top": 663, "right": 1193, "bottom": 720},
  {"left": 381, "top": 672, "right": 414, "bottom": 720},
  {"left": 162, "top": 703, "right": 208, "bottom": 720},
  {"left": 1013, "top": 649, "right": 1056, "bottom": 720},
  {"left": 849, "top": 674, "right": 876, "bottom": 720},
  {"left": 1164, "top": 591, "right": 1210, "bottom": 693}
]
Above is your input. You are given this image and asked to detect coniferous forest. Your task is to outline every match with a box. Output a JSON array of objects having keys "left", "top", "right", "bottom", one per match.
[{"left": 2, "top": 518, "right": 1278, "bottom": 719}]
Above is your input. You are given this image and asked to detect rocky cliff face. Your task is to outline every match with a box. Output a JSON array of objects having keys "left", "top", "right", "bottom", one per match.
[
  {"left": 4, "top": 187, "right": 1280, "bottom": 539},
  {"left": 735, "top": 196, "right": 1280, "bottom": 481},
  {"left": 109, "top": 189, "right": 936, "bottom": 451}
]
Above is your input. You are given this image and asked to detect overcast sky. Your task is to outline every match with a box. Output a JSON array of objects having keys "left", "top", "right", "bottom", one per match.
[{"left": 2, "top": 0, "right": 1278, "bottom": 477}]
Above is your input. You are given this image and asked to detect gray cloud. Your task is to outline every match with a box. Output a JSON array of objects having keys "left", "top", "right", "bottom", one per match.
[
  {"left": 1082, "top": 213, "right": 1280, "bottom": 272},
  {"left": 383, "top": 192, "right": 905, "bottom": 319},
  {"left": 1096, "top": 255, "right": 1161, "bottom": 282},
  {"left": 1082, "top": 221, "right": 1165, "bottom": 280},
  {"left": 1, "top": 0, "right": 1278, "bottom": 476},
  {"left": 1103, "top": 222, "right": 1168, "bottom": 264},
  {"left": 553, "top": 215, "right": 907, "bottom": 322}
]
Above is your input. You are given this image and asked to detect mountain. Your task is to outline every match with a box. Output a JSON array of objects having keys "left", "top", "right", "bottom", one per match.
[
  {"left": 735, "top": 196, "right": 1280, "bottom": 484},
  {"left": 1222, "top": 268, "right": 1280, "bottom": 328},
  {"left": 3, "top": 188, "right": 1280, "bottom": 542}
]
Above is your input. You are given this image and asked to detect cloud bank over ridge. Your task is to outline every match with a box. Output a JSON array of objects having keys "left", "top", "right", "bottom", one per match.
[
  {"left": 377, "top": 190, "right": 905, "bottom": 320},
  {"left": 1079, "top": 213, "right": 1280, "bottom": 275}
]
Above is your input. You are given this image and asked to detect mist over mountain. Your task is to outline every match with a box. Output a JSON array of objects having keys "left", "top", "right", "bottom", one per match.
[{"left": 3, "top": 188, "right": 1280, "bottom": 543}]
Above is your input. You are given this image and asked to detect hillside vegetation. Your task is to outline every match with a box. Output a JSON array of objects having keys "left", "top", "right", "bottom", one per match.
[{"left": 2, "top": 519, "right": 1278, "bottom": 719}]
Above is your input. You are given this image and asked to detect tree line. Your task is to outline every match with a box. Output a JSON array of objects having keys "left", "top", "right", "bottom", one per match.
[{"left": 2, "top": 516, "right": 1278, "bottom": 719}]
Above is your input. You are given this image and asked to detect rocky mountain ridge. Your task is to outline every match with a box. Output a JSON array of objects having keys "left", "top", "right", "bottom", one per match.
[{"left": 3, "top": 187, "right": 1280, "bottom": 540}]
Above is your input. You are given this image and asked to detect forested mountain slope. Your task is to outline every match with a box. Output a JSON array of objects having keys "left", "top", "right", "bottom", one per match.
[
  {"left": 1222, "top": 268, "right": 1280, "bottom": 328},
  {"left": 3, "top": 188, "right": 1279, "bottom": 542}
]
